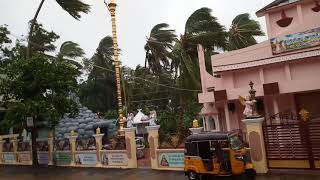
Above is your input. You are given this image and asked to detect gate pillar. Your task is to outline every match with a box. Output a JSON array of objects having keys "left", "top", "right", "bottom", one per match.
[
  {"left": 242, "top": 117, "right": 268, "bottom": 173},
  {"left": 146, "top": 125, "right": 160, "bottom": 169},
  {"left": 93, "top": 133, "right": 104, "bottom": 167},
  {"left": 124, "top": 127, "right": 137, "bottom": 168},
  {"left": 68, "top": 135, "right": 77, "bottom": 166}
]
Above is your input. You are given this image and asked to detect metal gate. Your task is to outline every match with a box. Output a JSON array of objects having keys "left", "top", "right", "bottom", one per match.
[{"left": 263, "top": 110, "right": 320, "bottom": 169}]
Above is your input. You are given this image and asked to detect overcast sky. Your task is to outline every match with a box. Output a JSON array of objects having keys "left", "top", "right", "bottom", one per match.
[{"left": 1, "top": 0, "right": 273, "bottom": 68}]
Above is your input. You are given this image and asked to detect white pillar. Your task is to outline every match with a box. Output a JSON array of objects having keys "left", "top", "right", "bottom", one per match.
[
  {"left": 93, "top": 134, "right": 104, "bottom": 167},
  {"left": 124, "top": 127, "right": 137, "bottom": 168},
  {"left": 146, "top": 125, "right": 160, "bottom": 170},
  {"left": 242, "top": 118, "right": 268, "bottom": 174},
  {"left": 68, "top": 136, "right": 77, "bottom": 166},
  {"left": 224, "top": 102, "right": 231, "bottom": 131}
]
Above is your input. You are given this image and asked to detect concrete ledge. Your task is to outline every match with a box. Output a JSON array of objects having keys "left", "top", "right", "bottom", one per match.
[
  {"left": 123, "top": 127, "right": 137, "bottom": 132},
  {"left": 242, "top": 117, "right": 265, "bottom": 124},
  {"left": 146, "top": 125, "right": 160, "bottom": 131}
]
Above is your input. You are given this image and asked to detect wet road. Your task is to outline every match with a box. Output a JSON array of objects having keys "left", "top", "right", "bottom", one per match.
[{"left": 0, "top": 166, "right": 319, "bottom": 180}]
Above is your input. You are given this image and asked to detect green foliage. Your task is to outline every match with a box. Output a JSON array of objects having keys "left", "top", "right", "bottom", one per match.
[
  {"left": 0, "top": 55, "right": 79, "bottom": 132},
  {"left": 0, "top": 25, "right": 12, "bottom": 62},
  {"left": 104, "top": 110, "right": 118, "bottom": 119},
  {"left": 79, "top": 36, "right": 117, "bottom": 112},
  {"left": 55, "top": 0, "right": 91, "bottom": 20},
  {"left": 228, "top": 13, "right": 265, "bottom": 50},
  {"left": 144, "top": 23, "right": 176, "bottom": 74},
  {"left": 29, "top": 22, "right": 60, "bottom": 56},
  {"left": 57, "top": 41, "right": 85, "bottom": 69}
]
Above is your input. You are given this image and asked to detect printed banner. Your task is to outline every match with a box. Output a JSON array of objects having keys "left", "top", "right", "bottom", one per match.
[
  {"left": 158, "top": 152, "right": 184, "bottom": 168},
  {"left": 75, "top": 153, "right": 97, "bottom": 165},
  {"left": 3, "top": 153, "right": 15, "bottom": 163},
  {"left": 17, "top": 152, "right": 31, "bottom": 163},
  {"left": 38, "top": 152, "right": 49, "bottom": 165},
  {"left": 101, "top": 152, "right": 128, "bottom": 166},
  {"left": 270, "top": 27, "right": 320, "bottom": 54},
  {"left": 55, "top": 152, "right": 71, "bottom": 165}
]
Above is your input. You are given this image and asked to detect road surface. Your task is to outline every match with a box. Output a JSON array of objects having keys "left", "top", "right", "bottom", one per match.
[{"left": 0, "top": 166, "right": 319, "bottom": 180}]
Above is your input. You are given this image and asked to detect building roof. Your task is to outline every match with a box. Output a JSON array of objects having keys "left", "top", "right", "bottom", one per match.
[
  {"left": 256, "top": 0, "right": 300, "bottom": 16},
  {"left": 186, "top": 132, "right": 230, "bottom": 142},
  {"left": 212, "top": 42, "right": 320, "bottom": 73}
]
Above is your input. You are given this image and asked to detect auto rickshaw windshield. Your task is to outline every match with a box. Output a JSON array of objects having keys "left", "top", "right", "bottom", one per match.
[{"left": 229, "top": 135, "right": 244, "bottom": 150}]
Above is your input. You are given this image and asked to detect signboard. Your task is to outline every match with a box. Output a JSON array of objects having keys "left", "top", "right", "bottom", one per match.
[
  {"left": 55, "top": 152, "right": 71, "bottom": 165},
  {"left": 158, "top": 152, "right": 184, "bottom": 168},
  {"left": 38, "top": 152, "right": 49, "bottom": 165},
  {"left": 3, "top": 153, "right": 15, "bottom": 163},
  {"left": 75, "top": 153, "right": 97, "bottom": 165},
  {"left": 17, "top": 152, "right": 31, "bottom": 163},
  {"left": 101, "top": 152, "right": 128, "bottom": 166},
  {"left": 271, "top": 27, "right": 320, "bottom": 54}
]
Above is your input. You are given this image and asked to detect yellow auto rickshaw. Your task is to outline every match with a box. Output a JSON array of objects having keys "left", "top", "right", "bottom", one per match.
[{"left": 184, "top": 132, "right": 256, "bottom": 180}]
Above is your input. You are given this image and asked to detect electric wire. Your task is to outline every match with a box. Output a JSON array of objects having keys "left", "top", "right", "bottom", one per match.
[{"left": 6, "top": 33, "right": 201, "bottom": 92}]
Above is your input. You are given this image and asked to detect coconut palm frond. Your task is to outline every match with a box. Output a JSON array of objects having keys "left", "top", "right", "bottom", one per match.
[
  {"left": 55, "top": 0, "right": 91, "bottom": 20},
  {"left": 228, "top": 13, "right": 265, "bottom": 50}
]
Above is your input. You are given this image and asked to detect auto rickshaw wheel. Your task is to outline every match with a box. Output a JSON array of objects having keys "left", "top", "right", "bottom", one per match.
[
  {"left": 242, "top": 168, "right": 256, "bottom": 180},
  {"left": 187, "top": 171, "right": 199, "bottom": 180}
]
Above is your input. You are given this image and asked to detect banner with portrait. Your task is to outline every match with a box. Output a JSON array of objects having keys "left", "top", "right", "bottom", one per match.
[
  {"left": 158, "top": 152, "right": 184, "bottom": 168},
  {"left": 75, "top": 152, "right": 97, "bottom": 165},
  {"left": 101, "top": 152, "right": 128, "bottom": 166},
  {"left": 17, "top": 152, "right": 31, "bottom": 164}
]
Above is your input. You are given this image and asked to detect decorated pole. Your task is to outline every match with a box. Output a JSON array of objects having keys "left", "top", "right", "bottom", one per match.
[{"left": 105, "top": 0, "right": 125, "bottom": 136}]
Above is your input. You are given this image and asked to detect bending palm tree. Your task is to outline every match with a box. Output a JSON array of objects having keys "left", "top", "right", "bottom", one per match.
[
  {"left": 228, "top": 13, "right": 265, "bottom": 50},
  {"left": 171, "top": 7, "right": 227, "bottom": 90},
  {"left": 27, "top": 0, "right": 90, "bottom": 59},
  {"left": 57, "top": 41, "right": 85, "bottom": 69},
  {"left": 144, "top": 23, "right": 176, "bottom": 74}
]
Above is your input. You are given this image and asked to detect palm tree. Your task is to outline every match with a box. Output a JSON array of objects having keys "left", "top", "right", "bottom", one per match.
[
  {"left": 56, "top": 41, "right": 85, "bottom": 69},
  {"left": 79, "top": 36, "right": 117, "bottom": 112},
  {"left": 227, "top": 13, "right": 265, "bottom": 50},
  {"left": 171, "top": 7, "right": 227, "bottom": 89},
  {"left": 27, "top": 0, "right": 90, "bottom": 58},
  {"left": 144, "top": 23, "right": 176, "bottom": 74}
]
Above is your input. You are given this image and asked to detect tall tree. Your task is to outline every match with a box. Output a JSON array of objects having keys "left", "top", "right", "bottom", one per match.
[
  {"left": 171, "top": 7, "right": 227, "bottom": 91},
  {"left": 144, "top": 23, "right": 176, "bottom": 74},
  {"left": 27, "top": 0, "right": 90, "bottom": 58},
  {"left": 79, "top": 36, "right": 117, "bottom": 112},
  {"left": 228, "top": 13, "right": 265, "bottom": 50},
  {"left": 0, "top": 55, "right": 79, "bottom": 166}
]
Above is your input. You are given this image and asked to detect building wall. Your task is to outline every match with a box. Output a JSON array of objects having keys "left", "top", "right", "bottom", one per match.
[
  {"left": 290, "top": 58, "right": 320, "bottom": 81},
  {"left": 233, "top": 70, "right": 261, "bottom": 89},
  {"left": 266, "top": 1, "right": 320, "bottom": 38},
  {"left": 264, "top": 65, "right": 286, "bottom": 84}
]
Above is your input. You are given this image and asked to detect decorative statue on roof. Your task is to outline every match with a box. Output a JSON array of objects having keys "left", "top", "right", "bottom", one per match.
[
  {"left": 149, "top": 110, "right": 157, "bottom": 126},
  {"left": 239, "top": 81, "right": 260, "bottom": 119},
  {"left": 126, "top": 113, "right": 134, "bottom": 128}
]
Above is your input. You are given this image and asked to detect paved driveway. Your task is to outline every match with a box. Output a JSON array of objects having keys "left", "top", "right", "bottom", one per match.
[{"left": 0, "top": 166, "right": 319, "bottom": 180}]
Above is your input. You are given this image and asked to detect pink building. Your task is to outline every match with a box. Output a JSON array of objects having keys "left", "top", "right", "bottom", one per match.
[
  {"left": 198, "top": 0, "right": 320, "bottom": 132},
  {"left": 198, "top": 0, "right": 320, "bottom": 169}
]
